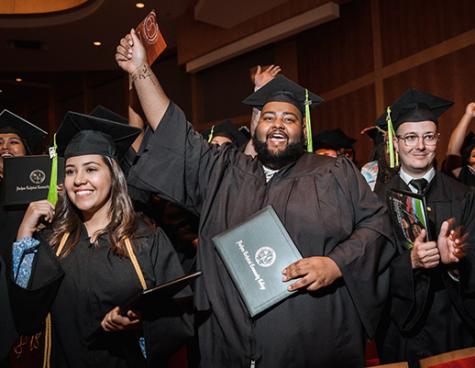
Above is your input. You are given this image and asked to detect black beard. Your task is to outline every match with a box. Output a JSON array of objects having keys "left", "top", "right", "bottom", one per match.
[{"left": 253, "top": 134, "right": 305, "bottom": 170}]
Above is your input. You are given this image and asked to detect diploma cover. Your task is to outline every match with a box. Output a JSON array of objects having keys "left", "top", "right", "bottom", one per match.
[
  {"left": 135, "top": 10, "right": 167, "bottom": 65},
  {"left": 213, "top": 205, "right": 302, "bottom": 317},
  {"left": 120, "top": 271, "right": 201, "bottom": 316},
  {"left": 386, "top": 189, "right": 431, "bottom": 249},
  {"left": 1, "top": 155, "right": 64, "bottom": 206}
]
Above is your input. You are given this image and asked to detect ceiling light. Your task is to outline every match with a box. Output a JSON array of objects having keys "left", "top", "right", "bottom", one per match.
[
  {"left": 15, "top": 78, "right": 22, "bottom": 82},
  {"left": 136, "top": 3, "right": 145, "bottom": 8},
  {"left": 93, "top": 41, "right": 102, "bottom": 46}
]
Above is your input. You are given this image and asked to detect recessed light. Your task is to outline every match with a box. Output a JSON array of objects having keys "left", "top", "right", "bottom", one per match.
[
  {"left": 15, "top": 78, "right": 22, "bottom": 82},
  {"left": 136, "top": 3, "right": 145, "bottom": 8},
  {"left": 93, "top": 41, "right": 102, "bottom": 46}
]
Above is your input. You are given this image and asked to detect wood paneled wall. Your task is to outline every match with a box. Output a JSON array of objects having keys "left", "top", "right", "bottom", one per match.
[
  {"left": 297, "top": 0, "right": 475, "bottom": 166},
  {"left": 3, "top": 0, "right": 475, "bottom": 167},
  {"left": 188, "top": 0, "right": 475, "bottom": 166},
  {"left": 176, "top": 0, "right": 348, "bottom": 64}
]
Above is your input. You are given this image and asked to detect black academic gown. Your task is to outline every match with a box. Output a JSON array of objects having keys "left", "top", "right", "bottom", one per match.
[
  {"left": 128, "top": 102, "right": 395, "bottom": 367},
  {"left": 376, "top": 173, "right": 475, "bottom": 367},
  {"left": 0, "top": 189, "right": 26, "bottom": 268},
  {"left": 9, "top": 222, "right": 193, "bottom": 368},
  {"left": 0, "top": 256, "right": 18, "bottom": 363},
  {"left": 459, "top": 165, "right": 475, "bottom": 189}
]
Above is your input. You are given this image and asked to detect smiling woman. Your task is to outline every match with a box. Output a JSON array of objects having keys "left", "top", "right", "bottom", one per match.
[
  {"left": 0, "top": 0, "right": 89, "bottom": 14},
  {"left": 9, "top": 111, "right": 194, "bottom": 367}
]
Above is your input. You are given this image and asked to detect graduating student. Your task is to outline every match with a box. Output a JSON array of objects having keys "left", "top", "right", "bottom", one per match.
[
  {"left": 0, "top": 110, "right": 47, "bottom": 262},
  {"left": 9, "top": 112, "right": 193, "bottom": 367},
  {"left": 444, "top": 102, "right": 475, "bottom": 188},
  {"left": 360, "top": 125, "right": 396, "bottom": 192},
  {"left": 0, "top": 257, "right": 17, "bottom": 365},
  {"left": 313, "top": 128, "right": 357, "bottom": 161},
  {"left": 374, "top": 89, "right": 475, "bottom": 367},
  {"left": 116, "top": 30, "right": 394, "bottom": 367},
  {"left": 202, "top": 120, "right": 248, "bottom": 148}
]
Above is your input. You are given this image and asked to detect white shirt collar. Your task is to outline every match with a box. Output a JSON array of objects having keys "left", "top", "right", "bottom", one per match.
[
  {"left": 262, "top": 165, "right": 279, "bottom": 183},
  {"left": 399, "top": 167, "right": 436, "bottom": 193}
]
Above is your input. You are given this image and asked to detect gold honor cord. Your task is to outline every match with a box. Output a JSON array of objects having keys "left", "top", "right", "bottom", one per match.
[
  {"left": 207, "top": 125, "right": 215, "bottom": 143},
  {"left": 43, "top": 232, "right": 69, "bottom": 368},
  {"left": 386, "top": 106, "right": 399, "bottom": 168},
  {"left": 47, "top": 134, "right": 58, "bottom": 206},
  {"left": 305, "top": 89, "right": 313, "bottom": 153}
]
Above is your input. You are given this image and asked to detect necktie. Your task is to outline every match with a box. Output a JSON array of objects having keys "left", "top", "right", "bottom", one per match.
[{"left": 409, "top": 178, "right": 428, "bottom": 194}]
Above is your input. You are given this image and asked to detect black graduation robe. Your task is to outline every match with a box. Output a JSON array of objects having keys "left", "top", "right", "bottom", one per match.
[
  {"left": 9, "top": 222, "right": 193, "bottom": 368},
  {"left": 127, "top": 102, "right": 395, "bottom": 367},
  {"left": 0, "top": 256, "right": 18, "bottom": 362},
  {"left": 0, "top": 195, "right": 26, "bottom": 268},
  {"left": 376, "top": 172, "right": 475, "bottom": 367}
]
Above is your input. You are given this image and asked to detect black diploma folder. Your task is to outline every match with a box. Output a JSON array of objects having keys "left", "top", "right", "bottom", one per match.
[
  {"left": 1, "top": 155, "right": 64, "bottom": 206},
  {"left": 213, "top": 205, "right": 302, "bottom": 317},
  {"left": 120, "top": 271, "right": 201, "bottom": 316}
]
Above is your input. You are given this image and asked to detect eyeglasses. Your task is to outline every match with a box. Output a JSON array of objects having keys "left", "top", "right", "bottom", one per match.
[{"left": 396, "top": 133, "right": 439, "bottom": 147}]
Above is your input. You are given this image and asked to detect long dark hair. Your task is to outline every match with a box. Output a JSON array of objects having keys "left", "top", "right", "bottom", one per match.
[{"left": 48, "top": 156, "right": 138, "bottom": 257}]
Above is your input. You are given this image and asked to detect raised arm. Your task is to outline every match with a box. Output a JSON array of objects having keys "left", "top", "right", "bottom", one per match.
[
  {"left": 447, "top": 102, "right": 475, "bottom": 156},
  {"left": 115, "top": 29, "right": 169, "bottom": 131},
  {"left": 243, "top": 65, "right": 281, "bottom": 157},
  {"left": 128, "top": 76, "right": 145, "bottom": 152}
]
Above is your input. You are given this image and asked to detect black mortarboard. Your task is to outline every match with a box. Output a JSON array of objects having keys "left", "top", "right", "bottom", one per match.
[
  {"left": 89, "top": 105, "right": 129, "bottom": 125},
  {"left": 375, "top": 89, "right": 453, "bottom": 131},
  {"left": 242, "top": 74, "right": 323, "bottom": 113},
  {"left": 313, "top": 128, "right": 356, "bottom": 150},
  {"left": 360, "top": 125, "right": 386, "bottom": 145},
  {"left": 202, "top": 120, "right": 248, "bottom": 147},
  {"left": 56, "top": 112, "right": 141, "bottom": 160},
  {"left": 0, "top": 109, "right": 47, "bottom": 153}
]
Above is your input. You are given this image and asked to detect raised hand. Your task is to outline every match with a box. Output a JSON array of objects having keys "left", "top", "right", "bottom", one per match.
[
  {"left": 282, "top": 256, "right": 342, "bottom": 292},
  {"left": 101, "top": 306, "right": 141, "bottom": 332},
  {"left": 438, "top": 218, "right": 466, "bottom": 264},
  {"left": 254, "top": 65, "right": 282, "bottom": 90},
  {"left": 17, "top": 200, "right": 55, "bottom": 239},
  {"left": 410, "top": 229, "right": 440, "bottom": 269},
  {"left": 115, "top": 29, "right": 147, "bottom": 75},
  {"left": 465, "top": 102, "right": 475, "bottom": 119}
]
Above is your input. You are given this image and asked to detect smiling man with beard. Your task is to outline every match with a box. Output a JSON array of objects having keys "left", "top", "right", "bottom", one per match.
[{"left": 116, "top": 30, "right": 395, "bottom": 367}]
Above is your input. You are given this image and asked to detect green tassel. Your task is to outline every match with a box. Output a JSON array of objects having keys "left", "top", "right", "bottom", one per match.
[
  {"left": 305, "top": 89, "right": 313, "bottom": 153},
  {"left": 386, "top": 106, "right": 398, "bottom": 168},
  {"left": 47, "top": 134, "right": 58, "bottom": 206},
  {"left": 207, "top": 125, "right": 215, "bottom": 143}
]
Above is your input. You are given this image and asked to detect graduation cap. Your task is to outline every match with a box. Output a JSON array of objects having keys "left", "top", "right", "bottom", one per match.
[
  {"left": 375, "top": 89, "right": 453, "bottom": 168},
  {"left": 242, "top": 75, "right": 324, "bottom": 152},
  {"left": 201, "top": 120, "right": 248, "bottom": 147},
  {"left": 375, "top": 89, "right": 453, "bottom": 131},
  {"left": 45, "top": 112, "right": 141, "bottom": 206},
  {"left": 56, "top": 111, "right": 141, "bottom": 160},
  {"left": 0, "top": 109, "right": 47, "bottom": 154},
  {"left": 360, "top": 125, "right": 386, "bottom": 145},
  {"left": 89, "top": 105, "right": 129, "bottom": 126},
  {"left": 313, "top": 128, "right": 356, "bottom": 151}
]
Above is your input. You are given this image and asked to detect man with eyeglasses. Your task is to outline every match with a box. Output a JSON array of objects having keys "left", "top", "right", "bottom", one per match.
[{"left": 375, "top": 89, "right": 475, "bottom": 367}]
